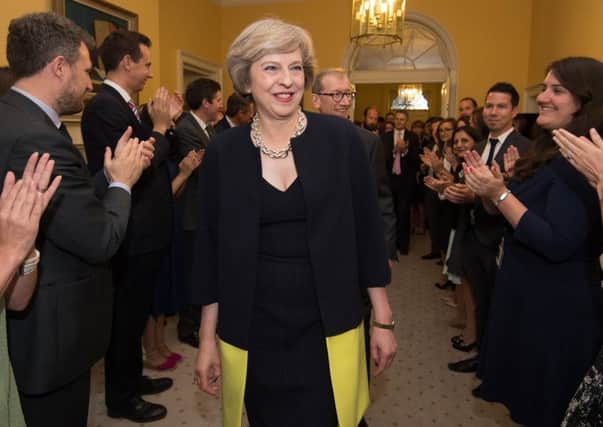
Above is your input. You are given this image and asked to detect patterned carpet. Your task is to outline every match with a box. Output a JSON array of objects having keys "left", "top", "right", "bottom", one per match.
[{"left": 89, "top": 234, "right": 518, "bottom": 427}]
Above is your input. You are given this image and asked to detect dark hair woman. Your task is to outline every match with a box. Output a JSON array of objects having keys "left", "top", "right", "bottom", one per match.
[{"left": 463, "top": 56, "right": 603, "bottom": 426}]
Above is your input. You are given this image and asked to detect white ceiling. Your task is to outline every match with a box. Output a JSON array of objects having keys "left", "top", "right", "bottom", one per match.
[{"left": 212, "top": 0, "right": 302, "bottom": 6}]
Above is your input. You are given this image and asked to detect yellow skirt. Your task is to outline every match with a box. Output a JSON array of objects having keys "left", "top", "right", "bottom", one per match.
[{"left": 219, "top": 322, "right": 369, "bottom": 427}]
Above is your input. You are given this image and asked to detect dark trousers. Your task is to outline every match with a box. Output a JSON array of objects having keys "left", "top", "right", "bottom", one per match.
[
  {"left": 462, "top": 231, "right": 498, "bottom": 347},
  {"left": 424, "top": 189, "right": 442, "bottom": 254},
  {"left": 177, "top": 229, "right": 201, "bottom": 338},
  {"left": 391, "top": 181, "right": 412, "bottom": 253},
  {"left": 20, "top": 370, "right": 91, "bottom": 427},
  {"left": 105, "top": 250, "right": 164, "bottom": 409}
]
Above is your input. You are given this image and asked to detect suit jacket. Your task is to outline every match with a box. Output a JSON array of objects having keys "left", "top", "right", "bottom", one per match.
[
  {"left": 174, "top": 111, "right": 211, "bottom": 230},
  {"left": 1, "top": 90, "right": 131, "bottom": 394},
  {"left": 382, "top": 130, "right": 420, "bottom": 195},
  {"left": 356, "top": 127, "right": 397, "bottom": 259},
  {"left": 195, "top": 112, "right": 390, "bottom": 349},
  {"left": 81, "top": 83, "right": 172, "bottom": 255},
  {"left": 214, "top": 116, "right": 233, "bottom": 134},
  {"left": 467, "top": 129, "right": 531, "bottom": 248}
]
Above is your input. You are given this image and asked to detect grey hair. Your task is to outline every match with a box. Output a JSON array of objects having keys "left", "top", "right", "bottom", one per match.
[
  {"left": 226, "top": 18, "right": 316, "bottom": 95},
  {"left": 311, "top": 68, "right": 349, "bottom": 93}
]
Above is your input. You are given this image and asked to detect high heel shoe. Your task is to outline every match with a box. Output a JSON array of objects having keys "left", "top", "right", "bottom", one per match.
[
  {"left": 452, "top": 339, "right": 477, "bottom": 352},
  {"left": 144, "top": 351, "right": 178, "bottom": 371}
]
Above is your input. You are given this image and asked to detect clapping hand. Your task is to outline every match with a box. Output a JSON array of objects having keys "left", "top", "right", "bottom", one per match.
[
  {"left": 553, "top": 128, "right": 603, "bottom": 194},
  {"left": 148, "top": 87, "right": 172, "bottom": 133},
  {"left": 168, "top": 92, "right": 184, "bottom": 122},
  {"left": 463, "top": 150, "right": 506, "bottom": 200},
  {"left": 104, "top": 126, "right": 148, "bottom": 187},
  {"left": 178, "top": 149, "right": 203, "bottom": 178},
  {"left": 0, "top": 152, "right": 61, "bottom": 267},
  {"left": 503, "top": 145, "right": 520, "bottom": 178},
  {"left": 443, "top": 183, "right": 475, "bottom": 204}
]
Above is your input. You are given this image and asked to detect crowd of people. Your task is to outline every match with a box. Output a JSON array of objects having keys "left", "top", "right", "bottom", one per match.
[{"left": 0, "top": 10, "right": 602, "bottom": 427}]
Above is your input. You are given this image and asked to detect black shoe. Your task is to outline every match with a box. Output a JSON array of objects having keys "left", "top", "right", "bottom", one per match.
[
  {"left": 178, "top": 330, "right": 199, "bottom": 348},
  {"left": 421, "top": 252, "right": 440, "bottom": 260},
  {"left": 358, "top": 417, "right": 369, "bottom": 427},
  {"left": 139, "top": 376, "right": 173, "bottom": 395},
  {"left": 471, "top": 385, "right": 483, "bottom": 399},
  {"left": 453, "top": 339, "right": 477, "bottom": 352},
  {"left": 450, "top": 334, "right": 463, "bottom": 345},
  {"left": 448, "top": 356, "right": 479, "bottom": 373},
  {"left": 107, "top": 396, "right": 167, "bottom": 423},
  {"left": 435, "top": 280, "right": 455, "bottom": 290}
]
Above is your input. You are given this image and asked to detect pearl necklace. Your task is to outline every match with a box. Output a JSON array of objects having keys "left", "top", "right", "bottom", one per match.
[{"left": 250, "top": 108, "right": 307, "bottom": 159}]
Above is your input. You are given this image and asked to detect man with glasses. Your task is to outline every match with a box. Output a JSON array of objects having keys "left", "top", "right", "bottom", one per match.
[{"left": 311, "top": 68, "right": 396, "bottom": 263}]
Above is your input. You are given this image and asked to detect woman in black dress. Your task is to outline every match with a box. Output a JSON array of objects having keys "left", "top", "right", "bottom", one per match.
[
  {"left": 193, "top": 18, "right": 397, "bottom": 427},
  {"left": 463, "top": 57, "right": 603, "bottom": 426}
]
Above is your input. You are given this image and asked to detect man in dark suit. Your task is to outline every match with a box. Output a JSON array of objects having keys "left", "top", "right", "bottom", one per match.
[
  {"left": 382, "top": 110, "right": 420, "bottom": 254},
  {"left": 448, "top": 82, "right": 531, "bottom": 375},
  {"left": 311, "top": 69, "right": 397, "bottom": 262},
  {"left": 81, "top": 29, "right": 175, "bottom": 422},
  {"left": 362, "top": 105, "right": 380, "bottom": 134},
  {"left": 214, "top": 92, "right": 253, "bottom": 134},
  {"left": 2, "top": 13, "right": 149, "bottom": 427},
  {"left": 174, "top": 78, "right": 222, "bottom": 348}
]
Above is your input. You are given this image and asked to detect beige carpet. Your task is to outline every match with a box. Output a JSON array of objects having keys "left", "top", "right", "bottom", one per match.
[{"left": 88, "top": 234, "right": 518, "bottom": 427}]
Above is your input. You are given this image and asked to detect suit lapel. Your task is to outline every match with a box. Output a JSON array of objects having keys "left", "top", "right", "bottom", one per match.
[{"left": 4, "top": 90, "right": 87, "bottom": 168}]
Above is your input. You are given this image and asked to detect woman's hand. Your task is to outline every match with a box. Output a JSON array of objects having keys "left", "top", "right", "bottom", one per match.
[
  {"left": 553, "top": 128, "right": 603, "bottom": 194},
  {"left": 424, "top": 175, "right": 451, "bottom": 193},
  {"left": 0, "top": 152, "right": 61, "bottom": 266},
  {"left": 443, "top": 183, "right": 475, "bottom": 204},
  {"left": 168, "top": 91, "right": 184, "bottom": 122},
  {"left": 370, "top": 327, "right": 397, "bottom": 376},
  {"left": 503, "top": 145, "right": 520, "bottom": 178},
  {"left": 179, "top": 149, "right": 203, "bottom": 178},
  {"left": 463, "top": 150, "right": 506, "bottom": 200},
  {"left": 195, "top": 338, "right": 221, "bottom": 396}
]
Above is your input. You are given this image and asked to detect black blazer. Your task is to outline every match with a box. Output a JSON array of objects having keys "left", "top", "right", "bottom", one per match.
[
  {"left": 356, "top": 127, "right": 397, "bottom": 259},
  {"left": 467, "top": 130, "right": 532, "bottom": 248},
  {"left": 81, "top": 83, "right": 173, "bottom": 255},
  {"left": 214, "top": 116, "right": 233, "bottom": 134},
  {"left": 174, "top": 111, "right": 210, "bottom": 230},
  {"left": 195, "top": 113, "right": 390, "bottom": 349},
  {"left": 1, "top": 90, "right": 131, "bottom": 394}
]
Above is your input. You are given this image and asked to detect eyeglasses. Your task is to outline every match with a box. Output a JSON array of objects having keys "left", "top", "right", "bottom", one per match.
[{"left": 315, "top": 91, "right": 357, "bottom": 102}]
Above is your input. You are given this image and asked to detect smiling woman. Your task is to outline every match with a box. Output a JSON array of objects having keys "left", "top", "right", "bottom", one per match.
[
  {"left": 462, "top": 57, "right": 603, "bottom": 426},
  {"left": 194, "top": 18, "right": 397, "bottom": 427}
]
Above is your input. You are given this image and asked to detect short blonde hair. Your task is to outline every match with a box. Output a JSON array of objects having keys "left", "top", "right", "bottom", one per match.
[{"left": 226, "top": 18, "right": 316, "bottom": 95}]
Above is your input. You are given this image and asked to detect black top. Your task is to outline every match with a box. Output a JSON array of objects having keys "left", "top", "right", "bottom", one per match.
[
  {"left": 260, "top": 178, "right": 308, "bottom": 258},
  {"left": 195, "top": 112, "right": 390, "bottom": 350}
]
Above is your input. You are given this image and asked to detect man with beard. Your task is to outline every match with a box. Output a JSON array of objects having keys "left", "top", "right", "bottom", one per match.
[
  {"left": 1, "top": 12, "right": 150, "bottom": 427},
  {"left": 362, "top": 105, "right": 380, "bottom": 134}
]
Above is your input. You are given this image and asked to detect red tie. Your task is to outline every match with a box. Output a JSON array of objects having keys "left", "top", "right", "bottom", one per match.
[{"left": 127, "top": 100, "right": 141, "bottom": 122}]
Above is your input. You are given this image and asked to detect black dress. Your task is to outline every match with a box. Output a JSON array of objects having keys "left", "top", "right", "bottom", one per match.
[{"left": 243, "top": 177, "right": 337, "bottom": 427}]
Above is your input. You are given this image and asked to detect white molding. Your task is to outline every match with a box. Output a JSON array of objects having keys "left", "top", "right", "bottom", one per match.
[
  {"left": 176, "top": 50, "right": 223, "bottom": 93},
  {"left": 523, "top": 84, "right": 541, "bottom": 113},
  {"left": 344, "top": 10, "right": 459, "bottom": 117}
]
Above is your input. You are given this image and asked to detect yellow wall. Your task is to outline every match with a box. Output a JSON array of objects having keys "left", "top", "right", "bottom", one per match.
[
  {"left": 528, "top": 0, "right": 603, "bottom": 87},
  {"left": 157, "top": 0, "right": 222, "bottom": 93}
]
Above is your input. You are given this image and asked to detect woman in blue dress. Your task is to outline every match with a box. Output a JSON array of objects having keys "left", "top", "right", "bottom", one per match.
[{"left": 463, "top": 57, "right": 603, "bottom": 426}]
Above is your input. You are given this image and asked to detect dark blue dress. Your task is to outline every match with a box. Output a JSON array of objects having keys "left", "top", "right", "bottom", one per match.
[{"left": 478, "top": 155, "right": 603, "bottom": 427}]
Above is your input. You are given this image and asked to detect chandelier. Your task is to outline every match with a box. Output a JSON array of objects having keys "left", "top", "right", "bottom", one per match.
[
  {"left": 350, "top": 0, "right": 407, "bottom": 46},
  {"left": 392, "top": 84, "right": 429, "bottom": 110}
]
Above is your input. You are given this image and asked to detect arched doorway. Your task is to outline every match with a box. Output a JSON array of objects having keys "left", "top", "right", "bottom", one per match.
[{"left": 344, "top": 11, "right": 458, "bottom": 121}]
